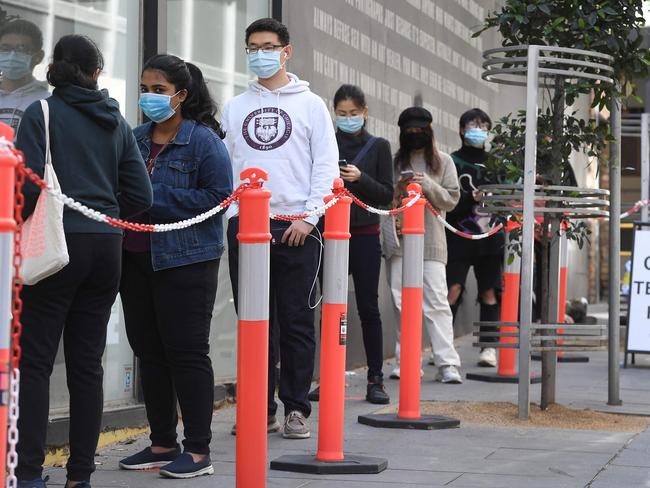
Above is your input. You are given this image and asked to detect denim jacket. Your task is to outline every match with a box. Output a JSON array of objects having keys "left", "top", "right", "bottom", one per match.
[{"left": 133, "top": 120, "right": 233, "bottom": 271}]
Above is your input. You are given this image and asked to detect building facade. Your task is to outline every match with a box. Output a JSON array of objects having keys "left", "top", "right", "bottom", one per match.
[{"left": 2, "top": 0, "right": 604, "bottom": 438}]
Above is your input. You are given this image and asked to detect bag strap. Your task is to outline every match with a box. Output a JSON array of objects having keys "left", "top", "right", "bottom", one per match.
[
  {"left": 40, "top": 99, "right": 52, "bottom": 166},
  {"left": 351, "top": 136, "right": 379, "bottom": 166}
]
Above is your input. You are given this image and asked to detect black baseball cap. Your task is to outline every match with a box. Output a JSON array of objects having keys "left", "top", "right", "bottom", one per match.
[{"left": 398, "top": 107, "right": 432, "bottom": 129}]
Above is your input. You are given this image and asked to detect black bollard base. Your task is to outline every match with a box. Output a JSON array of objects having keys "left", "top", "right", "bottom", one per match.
[
  {"left": 532, "top": 354, "right": 589, "bottom": 363},
  {"left": 270, "top": 454, "right": 387, "bottom": 474},
  {"left": 466, "top": 371, "right": 542, "bottom": 383},
  {"left": 357, "top": 413, "right": 459, "bottom": 430}
]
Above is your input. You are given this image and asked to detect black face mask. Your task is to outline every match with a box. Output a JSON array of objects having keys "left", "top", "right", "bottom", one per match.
[{"left": 402, "top": 132, "right": 430, "bottom": 150}]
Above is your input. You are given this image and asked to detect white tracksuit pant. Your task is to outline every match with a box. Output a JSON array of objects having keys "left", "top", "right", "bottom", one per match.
[{"left": 387, "top": 256, "right": 461, "bottom": 367}]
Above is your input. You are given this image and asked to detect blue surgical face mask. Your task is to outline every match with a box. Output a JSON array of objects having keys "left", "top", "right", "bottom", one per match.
[
  {"left": 0, "top": 51, "right": 33, "bottom": 81},
  {"left": 463, "top": 127, "right": 489, "bottom": 148},
  {"left": 336, "top": 115, "right": 365, "bottom": 134},
  {"left": 139, "top": 91, "right": 180, "bottom": 123},
  {"left": 247, "top": 50, "right": 284, "bottom": 79}
]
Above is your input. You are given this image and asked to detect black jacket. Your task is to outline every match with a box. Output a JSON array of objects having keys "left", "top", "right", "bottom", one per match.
[
  {"left": 16, "top": 85, "right": 152, "bottom": 234},
  {"left": 336, "top": 129, "right": 393, "bottom": 227},
  {"left": 446, "top": 145, "right": 504, "bottom": 258}
]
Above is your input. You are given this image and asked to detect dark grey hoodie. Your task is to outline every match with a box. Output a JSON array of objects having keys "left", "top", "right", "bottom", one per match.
[{"left": 16, "top": 84, "right": 152, "bottom": 234}]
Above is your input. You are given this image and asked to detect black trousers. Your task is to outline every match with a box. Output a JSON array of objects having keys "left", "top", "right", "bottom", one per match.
[
  {"left": 17, "top": 233, "right": 122, "bottom": 482},
  {"left": 349, "top": 233, "right": 384, "bottom": 379},
  {"left": 227, "top": 218, "right": 319, "bottom": 418},
  {"left": 120, "top": 252, "right": 219, "bottom": 455}
]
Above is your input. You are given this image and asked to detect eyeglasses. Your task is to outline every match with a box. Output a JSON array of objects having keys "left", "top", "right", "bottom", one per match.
[
  {"left": 0, "top": 44, "right": 34, "bottom": 55},
  {"left": 245, "top": 44, "right": 285, "bottom": 54}
]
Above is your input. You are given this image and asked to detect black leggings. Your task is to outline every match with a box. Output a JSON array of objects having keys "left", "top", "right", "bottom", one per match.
[
  {"left": 120, "top": 252, "right": 219, "bottom": 455},
  {"left": 348, "top": 233, "right": 384, "bottom": 379}
]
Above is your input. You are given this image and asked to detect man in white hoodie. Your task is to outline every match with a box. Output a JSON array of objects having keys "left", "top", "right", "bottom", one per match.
[
  {"left": 222, "top": 18, "right": 338, "bottom": 439},
  {"left": 0, "top": 19, "right": 49, "bottom": 131}
]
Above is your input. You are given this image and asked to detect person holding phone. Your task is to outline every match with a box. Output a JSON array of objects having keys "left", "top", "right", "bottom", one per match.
[
  {"left": 384, "top": 107, "right": 463, "bottom": 384},
  {"left": 309, "top": 84, "right": 393, "bottom": 404}
]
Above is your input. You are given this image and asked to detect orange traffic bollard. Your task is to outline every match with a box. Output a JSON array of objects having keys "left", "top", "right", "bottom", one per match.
[
  {"left": 467, "top": 220, "right": 541, "bottom": 383},
  {"left": 235, "top": 168, "right": 271, "bottom": 488},
  {"left": 359, "top": 184, "right": 459, "bottom": 429},
  {"left": 0, "top": 122, "right": 17, "bottom": 487},
  {"left": 271, "top": 179, "right": 387, "bottom": 474},
  {"left": 555, "top": 231, "right": 589, "bottom": 363}
]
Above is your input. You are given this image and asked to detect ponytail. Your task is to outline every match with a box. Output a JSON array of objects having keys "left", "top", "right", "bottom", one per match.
[
  {"left": 142, "top": 55, "right": 224, "bottom": 138},
  {"left": 183, "top": 62, "right": 224, "bottom": 138}
]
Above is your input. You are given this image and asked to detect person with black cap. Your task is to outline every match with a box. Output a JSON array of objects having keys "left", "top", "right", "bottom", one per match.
[{"left": 382, "top": 106, "right": 463, "bottom": 384}]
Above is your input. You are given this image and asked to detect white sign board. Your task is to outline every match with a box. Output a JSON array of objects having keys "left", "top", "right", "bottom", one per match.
[{"left": 627, "top": 229, "right": 650, "bottom": 353}]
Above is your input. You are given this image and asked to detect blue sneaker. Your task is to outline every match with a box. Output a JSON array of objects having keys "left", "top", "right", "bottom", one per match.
[
  {"left": 17, "top": 477, "right": 48, "bottom": 488},
  {"left": 119, "top": 446, "right": 181, "bottom": 470},
  {"left": 159, "top": 453, "right": 214, "bottom": 479}
]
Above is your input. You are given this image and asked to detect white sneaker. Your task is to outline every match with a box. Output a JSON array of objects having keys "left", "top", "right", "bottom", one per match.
[
  {"left": 478, "top": 347, "right": 497, "bottom": 367},
  {"left": 389, "top": 367, "right": 424, "bottom": 379},
  {"left": 427, "top": 353, "right": 435, "bottom": 365},
  {"left": 436, "top": 365, "right": 463, "bottom": 384}
]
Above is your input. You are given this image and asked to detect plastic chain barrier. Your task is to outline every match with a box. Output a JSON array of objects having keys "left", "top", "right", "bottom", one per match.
[
  {"left": 11, "top": 152, "right": 499, "bottom": 239},
  {"left": 12, "top": 147, "right": 647, "bottom": 238}
]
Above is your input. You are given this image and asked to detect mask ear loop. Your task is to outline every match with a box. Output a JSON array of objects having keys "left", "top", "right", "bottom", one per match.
[{"left": 171, "top": 90, "right": 184, "bottom": 112}]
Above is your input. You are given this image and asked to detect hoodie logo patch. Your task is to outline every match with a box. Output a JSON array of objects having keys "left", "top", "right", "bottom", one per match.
[{"left": 242, "top": 107, "right": 292, "bottom": 151}]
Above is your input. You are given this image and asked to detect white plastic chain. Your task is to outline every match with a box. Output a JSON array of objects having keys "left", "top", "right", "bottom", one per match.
[
  {"left": 37, "top": 176, "right": 342, "bottom": 229},
  {"left": 6, "top": 369, "right": 19, "bottom": 488}
]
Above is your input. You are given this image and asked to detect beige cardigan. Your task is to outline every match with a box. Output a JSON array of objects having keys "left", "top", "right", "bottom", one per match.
[{"left": 382, "top": 151, "right": 460, "bottom": 264}]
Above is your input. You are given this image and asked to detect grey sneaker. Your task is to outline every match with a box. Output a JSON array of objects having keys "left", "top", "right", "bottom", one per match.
[
  {"left": 282, "top": 410, "right": 310, "bottom": 439},
  {"left": 231, "top": 415, "right": 281, "bottom": 436},
  {"left": 436, "top": 365, "right": 463, "bottom": 384}
]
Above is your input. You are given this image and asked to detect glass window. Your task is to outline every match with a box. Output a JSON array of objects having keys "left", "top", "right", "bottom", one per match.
[
  {"left": 165, "top": 0, "right": 269, "bottom": 382},
  {"left": 166, "top": 0, "right": 269, "bottom": 106},
  {"left": 0, "top": 0, "right": 140, "bottom": 409}
]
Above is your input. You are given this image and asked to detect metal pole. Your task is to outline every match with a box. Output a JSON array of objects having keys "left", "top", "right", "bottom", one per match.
[
  {"left": 608, "top": 96, "right": 622, "bottom": 406},
  {"left": 641, "top": 113, "right": 649, "bottom": 223},
  {"left": 517, "top": 45, "right": 540, "bottom": 420}
]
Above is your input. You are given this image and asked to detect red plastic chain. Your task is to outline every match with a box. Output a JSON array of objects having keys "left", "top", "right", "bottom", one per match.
[{"left": 11, "top": 149, "right": 25, "bottom": 370}]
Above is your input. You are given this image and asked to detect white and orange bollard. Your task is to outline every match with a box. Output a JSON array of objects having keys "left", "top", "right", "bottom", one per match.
[
  {"left": 0, "top": 123, "right": 17, "bottom": 486},
  {"left": 555, "top": 230, "right": 589, "bottom": 363},
  {"left": 271, "top": 179, "right": 387, "bottom": 474},
  {"left": 467, "top": 220, "right": 541, "bottom": 383},
  {"left": 235, "top": 168, "right": 271, "bottom": 488},
  {"left": 359, "top": 183, "right": 459, "bottom": 429}
]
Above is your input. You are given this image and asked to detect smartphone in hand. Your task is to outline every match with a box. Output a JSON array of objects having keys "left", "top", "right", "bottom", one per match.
[
  {"left": 338, "top": 159, "right": 348, "bottom": 167},
  {"left": 400, "top": 169, "right": 415, "bottom": 180}
]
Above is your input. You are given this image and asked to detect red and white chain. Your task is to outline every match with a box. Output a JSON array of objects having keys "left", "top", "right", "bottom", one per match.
[
  {"left": 269, "top": 196, "right": 341, "bottom": 221},
  {"left": 424, "top": 201, "right": 504, "bottom": 240},
  {"left": 7, "top": 148, "right": 25, "bottom": 488},
  {"left": 620, "top": 199, "right": 650, "bottom": 220}
]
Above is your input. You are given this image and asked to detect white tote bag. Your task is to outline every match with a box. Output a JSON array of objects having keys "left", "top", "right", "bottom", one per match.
[{"left": 19, "top": 99, "right": 69, "bottom": 285}]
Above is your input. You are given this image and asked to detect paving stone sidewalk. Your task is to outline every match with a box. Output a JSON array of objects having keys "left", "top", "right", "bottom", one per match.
[{"left": 43, "top": 335, "right": 650, "bottom": 487}]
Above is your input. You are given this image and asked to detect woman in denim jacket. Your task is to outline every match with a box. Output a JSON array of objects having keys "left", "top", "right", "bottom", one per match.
[{"left": 118, "top": 55, "right": 232, "bottom": 479}]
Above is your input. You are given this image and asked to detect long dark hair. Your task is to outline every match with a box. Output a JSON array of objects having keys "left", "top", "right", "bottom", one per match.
[
  {"left": 47, "top": 35, "right": 103, "bottom": 90},
  {"left": 394, "top": 125, "right": 442, "bottom": 175},
  {"left": 142, "top": 54, "right": 224, "bottom": 138}
]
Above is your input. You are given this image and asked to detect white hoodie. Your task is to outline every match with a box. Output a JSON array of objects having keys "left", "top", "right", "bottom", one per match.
[
  {"left": 221, "top": 73, "right": 339, "bottom": 225},
  {"left": 0, "top": 78, "right": 50, "bottom": 132}
]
